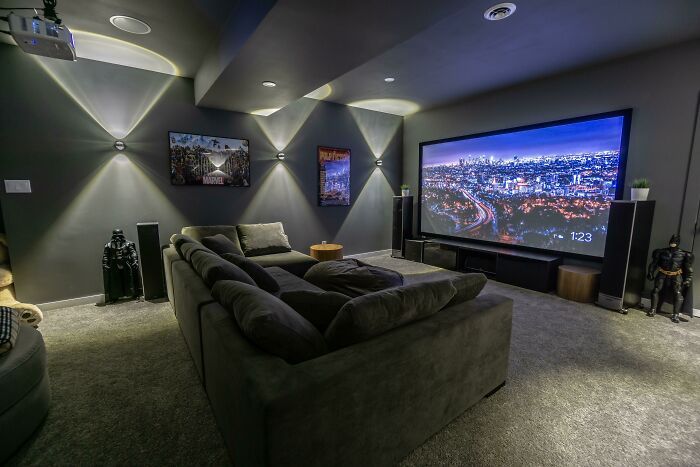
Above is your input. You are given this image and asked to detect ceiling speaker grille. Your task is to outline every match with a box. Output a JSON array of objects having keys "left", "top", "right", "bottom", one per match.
[{"left": 484, "top": 3, "right": 516, "bottom": 21}]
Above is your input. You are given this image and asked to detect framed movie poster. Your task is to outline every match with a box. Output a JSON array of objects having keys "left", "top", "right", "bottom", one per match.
[
  {"left": 318, "top": 146, "right": 351, "bottom": 206},
  {"left": 169, "top": 131, "right": 250, "bottom": 186}
]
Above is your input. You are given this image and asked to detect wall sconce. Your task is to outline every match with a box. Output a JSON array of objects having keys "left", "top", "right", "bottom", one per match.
[
  {"left": 276, "top": 152, "right": 286, "bottom": 161},
  {"left": 375, "top": 159, "right": 383, "bottom": 166},
  {"left": 114, "top": 140, "right": 126, "bottom": 151}
]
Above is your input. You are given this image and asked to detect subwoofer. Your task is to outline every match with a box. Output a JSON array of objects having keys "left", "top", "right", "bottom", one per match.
[
  {"left": 137, "top": 222, "right": 165, "bottom": 300},
  {"left": 391, "top": 196, "right": 413, "bottom": 258},
  {"left": 597, "top": 200, "right": 655, "bottom": 312}
]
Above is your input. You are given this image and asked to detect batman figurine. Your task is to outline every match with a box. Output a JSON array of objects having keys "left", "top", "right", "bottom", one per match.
[
  {"left": 102, "top": 229, "right": 143, "bottom": 303},
  {"left": 646, "top": 234, "right": 694, "bottom": 323}
]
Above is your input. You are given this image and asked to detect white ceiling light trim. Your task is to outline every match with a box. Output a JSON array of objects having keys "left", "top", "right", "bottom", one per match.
[
  {"left": 484, "top": 3, "right": 516, "bottom": 21},
  {"left": 109, "top": 15, "right": 152, "bottom": 34},
  {"left": 384, "top": 77, "right": 395, "bottom": 82},
  {"left": 262, "top": 81, "right": 277, "bottom": 87}
]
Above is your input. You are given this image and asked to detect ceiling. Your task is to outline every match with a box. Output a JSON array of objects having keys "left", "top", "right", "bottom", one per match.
[
  {"left": 3, "top": 0, "right": 700, "bottom": 115},
  {"left": 1, "top": 0, "right": 236, "bottom": 77}
]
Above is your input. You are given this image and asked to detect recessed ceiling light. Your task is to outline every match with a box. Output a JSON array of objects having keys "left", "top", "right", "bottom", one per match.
[
  {"left": 262, "top": 81, "right": 277, "bottom": 87},
  {"left": 109, "top": 15, "right": 152, "bottom": 34},
  {"left": 384, "top": 77, "right": 395, "bottom": 83},
  {"left": 484, "top": 3, "right": 516, "bottom": 21}
]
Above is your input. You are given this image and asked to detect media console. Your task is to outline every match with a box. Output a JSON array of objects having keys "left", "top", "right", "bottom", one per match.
[{"left": 416, "top": 238, "right": 562, "bottom": 293}]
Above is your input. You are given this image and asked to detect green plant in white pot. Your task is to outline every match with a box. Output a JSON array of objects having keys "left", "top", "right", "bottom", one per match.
[
  {"left": 400, "top": 184, "right": 410, "bottom": 197},
  {"left": 631, "top": 178, "right": 650, "bottom": 201}
]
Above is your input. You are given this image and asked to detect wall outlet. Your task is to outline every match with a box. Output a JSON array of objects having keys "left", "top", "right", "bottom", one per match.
[{"left": 4, "top": 180, "right": 32, "bottom": 193}]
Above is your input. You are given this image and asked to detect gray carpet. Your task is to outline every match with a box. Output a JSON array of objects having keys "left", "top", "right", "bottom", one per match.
[{"left": 8, "top": 254, "right": 700, "bottom": 466}]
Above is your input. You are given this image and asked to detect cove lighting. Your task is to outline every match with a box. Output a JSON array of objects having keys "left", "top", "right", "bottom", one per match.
[
  {"left": 347, "top": 98, "right": 420, "bottom": 116},
  {"left": 262, "top": 81, "right": 277, "bottom": 87},
  {"left": 71, "top": 30, "right": 178, "bottom": 76}
]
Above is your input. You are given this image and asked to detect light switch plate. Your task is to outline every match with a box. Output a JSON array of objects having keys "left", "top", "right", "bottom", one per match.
[{"left": 4, "top": 180, "right": 32, "bottom": 193}]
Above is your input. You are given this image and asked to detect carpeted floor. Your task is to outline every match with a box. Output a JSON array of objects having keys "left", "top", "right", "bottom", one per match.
[{"left": 8, "top": 254, "right": 700, "bottom": 466}]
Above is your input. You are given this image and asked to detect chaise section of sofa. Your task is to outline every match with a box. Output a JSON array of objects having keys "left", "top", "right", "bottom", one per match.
[
  {"left": 180, "top": 225, "right": 318, "bottom": 277},
  {"left": 200, "top": 293, "right": 512, "bottom": 466}
]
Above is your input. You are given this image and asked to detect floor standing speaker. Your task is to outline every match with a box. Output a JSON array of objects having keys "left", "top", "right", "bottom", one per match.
[
  {"left": 137, "top": 222, "right": 165, "bottom": 300},
  {"left": 597, "top": 200, "right": 655, "bottom": 312},
  {"left": 391, "top": 196, "right": 413, "bottom": 258}
]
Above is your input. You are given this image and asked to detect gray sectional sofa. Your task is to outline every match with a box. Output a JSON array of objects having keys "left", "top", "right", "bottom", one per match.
[{"left": 163, "top": 225, "right": 513, "bottom": 466}]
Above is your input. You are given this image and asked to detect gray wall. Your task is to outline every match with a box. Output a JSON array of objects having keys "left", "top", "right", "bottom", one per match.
[
  {"left": 0, "top": 44, "right": 402, "bottom": 304},
  {"left": 404, "top": 40, "right": 700, "bottom": 305}
]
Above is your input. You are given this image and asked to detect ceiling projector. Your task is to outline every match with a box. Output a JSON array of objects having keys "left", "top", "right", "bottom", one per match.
[{"left": 8, "top": 12, "right": 75, "bottom": 61}]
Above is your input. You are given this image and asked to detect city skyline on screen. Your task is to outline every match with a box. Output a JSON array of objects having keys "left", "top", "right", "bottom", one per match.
[{"left": 420, "top": 113, "right": 629, "bottom": 257}]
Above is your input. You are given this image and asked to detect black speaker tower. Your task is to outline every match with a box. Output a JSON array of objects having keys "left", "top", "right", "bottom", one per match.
[
  {"left": 391, "top": 196, "right": 413, "bottom": 258},
  {"left": 597, "top": 200, "right": 655, "bottom": 312},
  {"left": 137, "top": 222, "right": 165, "bottom": 300}
]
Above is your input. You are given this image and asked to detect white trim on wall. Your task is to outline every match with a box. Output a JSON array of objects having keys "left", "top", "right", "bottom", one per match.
[
  {"left": 37, "top": 294, "right": 104, "bottom": 311},
  {"left": 346, "top": 249, "right": 392, "bottom": 259}
]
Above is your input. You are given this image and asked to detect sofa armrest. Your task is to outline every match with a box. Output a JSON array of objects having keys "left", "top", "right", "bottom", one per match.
[{"left": 203, "top": 293, "right": 512, "bottom": 466}]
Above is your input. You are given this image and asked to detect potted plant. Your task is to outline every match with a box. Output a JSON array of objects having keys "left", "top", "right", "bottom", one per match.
[
  {"left": 631, "top": 178, "right": 650, "bottom": 201},
  {"left": 400, "top": 184, "right": 410, "bottom": 197}
]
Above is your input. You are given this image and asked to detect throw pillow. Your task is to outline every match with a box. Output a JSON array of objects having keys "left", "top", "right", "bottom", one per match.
[
  {"left": 0, "top": 306, "right": 20, "bottom": 355},
  {"left": 303, "top": 259, "right": 404, "bottom": 297},
  {"left": 279, "top": 290, "right": 351, "bottom": 333},
  {"left": 221, "top": 253, "right": 280, "bottom": 295},
  {"left": 446, "top": 273, "right": 487, "bottom": 307},
  {"left": 170, "top": 233, "right": 199, "bottom": 260},
  {"left": 236, "top": 222, "right": 292, "bottom": 257},
  {"left": 0, "top": 265, "right": 13, "bottom": 288},
  {"left": 179, "top": 241, "right": 217, "bottom": 263},
  {"left": 324, "top": 279, "right": 456, "bottom": 350},
  {"left": 212, "top": 281, "right": 327, "bottom": 363},
  {"left": 190, "top": 250, "right": 256, "bottom": 288},
  {"left": 201, "top": 233, "right": 245, "bottom": 257}
]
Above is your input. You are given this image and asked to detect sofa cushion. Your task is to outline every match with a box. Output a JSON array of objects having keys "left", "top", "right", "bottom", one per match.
[
  {"left": 280, "top": 290, "right": 351, "bottom": 333},
  {"left": 446, "top": 273, "right": 488, "bottom": 307},
  {"left": 222, "top": 253, "right": 280, "bottom": 295},
  {"left": 181, "top": 225, "right": 243, "bottom": 253},
  {"left": 201, "top": 234, "right": 245, "bottom": 257},
  {"left": 248, "top": 251, "right": 319, "bottom": 277},
  {"left": 324, "top": 279, "right": 456, "bottom": 350},
  {"left": 191, "top": 250, "right": 256, "bottom": 289},
  {"left": 265, "top": 267, "right": 324, "bottom": 294},
  {"left": 212, "top": 281, "right": 327, "bottom": 364},
  {"left": 236, "top": 222, "right": 292, "bottom": 256},
  {"left": 304, "top": 259, "right": 404, "bottom": 297}
]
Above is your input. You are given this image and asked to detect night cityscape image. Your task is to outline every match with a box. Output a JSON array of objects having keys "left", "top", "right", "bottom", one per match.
[
  {"left": 318, "top": 147, "right": 351, "bottom": 206},
  {"left": 421, "top": 116, "right": 626, "bottom": 256},
  {"left": 169, "top": 132, "right": 250, "bottom": 186}
]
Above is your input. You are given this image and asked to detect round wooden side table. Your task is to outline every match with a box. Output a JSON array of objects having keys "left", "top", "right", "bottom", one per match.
[
  {"left": 556, "top": 265, "right": 601, "bottom": 303},
  {"left": 309, "top": 244, "right": 343, "bottom": 262}
]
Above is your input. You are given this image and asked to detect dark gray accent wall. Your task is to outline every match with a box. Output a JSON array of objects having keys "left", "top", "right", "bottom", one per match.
[
  {"left": 403, "top": 40, "right": 700, "bottom": 306},
  {"left": 0, "top": 44, "right": 402, "bottom": 304}
]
